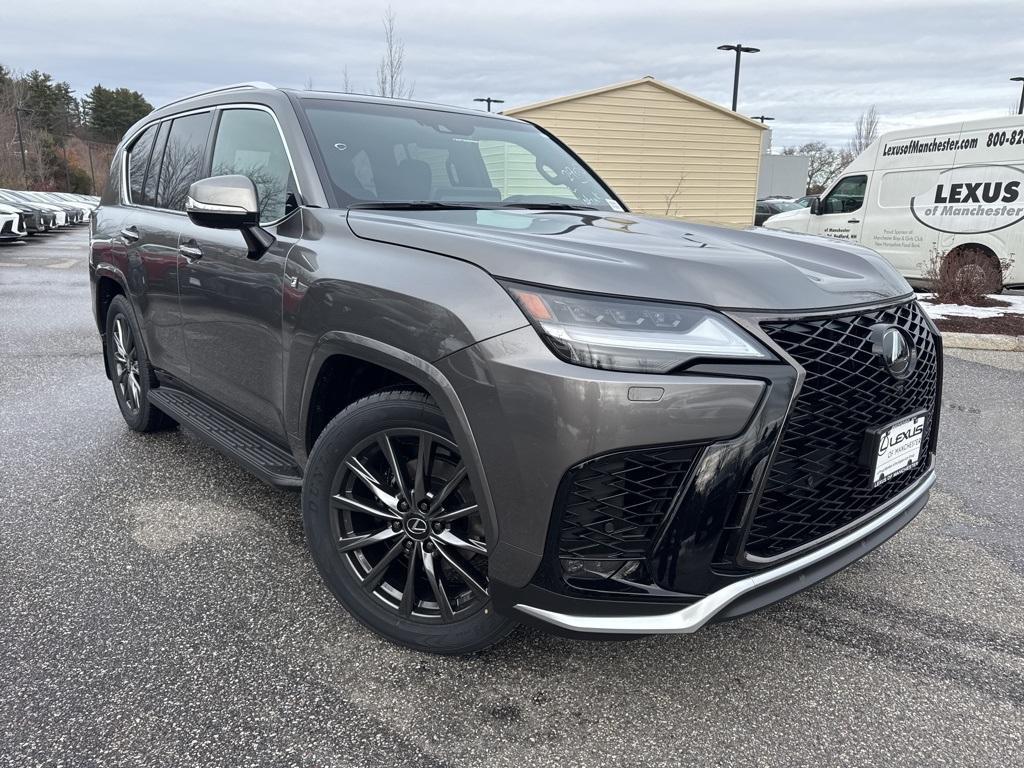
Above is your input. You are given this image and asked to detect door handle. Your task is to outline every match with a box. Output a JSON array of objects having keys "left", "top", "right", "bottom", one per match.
[
  {"left": 178, "top": 242, "right": 203, "bottom": 262},
  {"left": 847, "top": 218, "right": 861, "bottom": 224},
  {"left": 120, "top": 225, "right": 139, "bottom": 243}
]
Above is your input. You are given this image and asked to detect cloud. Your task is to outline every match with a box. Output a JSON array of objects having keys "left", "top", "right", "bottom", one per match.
[{"left": 4, "top": 0, "right": 1020, "bottom": 148}]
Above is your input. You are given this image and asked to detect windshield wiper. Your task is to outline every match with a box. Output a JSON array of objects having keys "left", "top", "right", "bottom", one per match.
[
  {"left": 347, "top": 201, "right": 495, "bottom": 211},
  {"left": 498, "top": 202, "right": 598, "bottom": 211}
]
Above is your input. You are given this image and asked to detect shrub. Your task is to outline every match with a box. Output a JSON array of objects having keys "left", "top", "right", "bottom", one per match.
[{"left": 921, "top": 245, "right": 1012, "bottom": 305}]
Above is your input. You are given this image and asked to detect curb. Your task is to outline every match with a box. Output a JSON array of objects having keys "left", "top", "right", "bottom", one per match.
[{"left": 940, "top": 332, "right": 1024, "bottom": 351}]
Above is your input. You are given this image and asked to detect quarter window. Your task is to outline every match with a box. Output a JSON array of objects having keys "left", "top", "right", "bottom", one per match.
[
  {"left": 211, "top": 108, "right": 295, "bottom": 222},
  {"left": 126, "top": 124, "right": 156, "bottom": 204},
  {"left": 822, "top": 175, "right": 868, "bottom": 214},
  {"left": 156, "top": 112, "right": 213, "bottom": 211}
]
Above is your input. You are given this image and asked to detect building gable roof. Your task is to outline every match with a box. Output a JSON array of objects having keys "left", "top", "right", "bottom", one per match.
[{"left": 503, "top": 76, "right": 767, "bottom": 130}]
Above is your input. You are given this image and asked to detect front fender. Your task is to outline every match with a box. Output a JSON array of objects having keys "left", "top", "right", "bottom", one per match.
[{"left": 294, "top": 331, "right": 502, "bottom": 562}]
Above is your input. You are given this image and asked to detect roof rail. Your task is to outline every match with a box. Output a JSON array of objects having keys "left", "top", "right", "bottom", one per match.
[{"left": 159, "top": 81, "right": 276, "bottom": 110}]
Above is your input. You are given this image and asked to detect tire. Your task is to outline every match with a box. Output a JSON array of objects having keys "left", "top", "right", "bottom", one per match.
[
  {"left": 104, "top": 295, "right": 176, "bottom": 432},
  {"left": 303, "top": 389, "right": 516, "bottom": 655},
  {"left": 940, "top": 246, "right": 1003, "bottom": 295}
]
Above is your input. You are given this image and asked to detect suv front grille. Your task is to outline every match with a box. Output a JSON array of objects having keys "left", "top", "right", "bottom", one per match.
[
  {"left": 746, "top": 301, "right": 938, "bottom": 560},
  {"left": 556, "top": 445, "right": 701, "bottom": 561}
]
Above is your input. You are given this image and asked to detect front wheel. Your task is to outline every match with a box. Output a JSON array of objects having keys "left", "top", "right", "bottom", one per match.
[{"left": 302, "top": 390, "right": 516, "bottom": 654}]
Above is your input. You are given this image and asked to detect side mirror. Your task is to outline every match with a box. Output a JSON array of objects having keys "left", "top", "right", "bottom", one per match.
[
  {"left": 809, "top": 196, "right": 822, "bottom": 215},
  {"left": 185, "top": 175, "right": 274, "bottom": 258}
]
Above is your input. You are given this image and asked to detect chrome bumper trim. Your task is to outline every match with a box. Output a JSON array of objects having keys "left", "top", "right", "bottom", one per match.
[{"left": 514, "top": 468, "right": 936, "bottom": 634}]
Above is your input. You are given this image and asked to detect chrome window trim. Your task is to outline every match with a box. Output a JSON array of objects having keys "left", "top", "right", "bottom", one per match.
[
  {"left": 119, "top": 103, "right": 302, "bottom": 227},
  {"left": 514, "top": 465, "right": 936, "bottom": 634}
]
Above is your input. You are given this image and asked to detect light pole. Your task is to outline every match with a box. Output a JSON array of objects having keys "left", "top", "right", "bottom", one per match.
[
  {"left": 473, "top": 97, "right": 504, "bottom": 113},
  {"left": 717, "top": 43, "right": 760, "bottom": 111},
  {"left": 1012, "top": 77, "right": 1024, "bottom": 116}
]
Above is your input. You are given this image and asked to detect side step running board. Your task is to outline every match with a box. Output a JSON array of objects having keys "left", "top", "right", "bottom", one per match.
[{"left": 148, "top": 387, "right": 303, "bottom": 489}]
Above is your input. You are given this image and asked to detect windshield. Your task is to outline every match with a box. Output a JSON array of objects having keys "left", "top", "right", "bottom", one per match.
[{"left": 300, "top": 98, "right": 620, "bottom": 211}]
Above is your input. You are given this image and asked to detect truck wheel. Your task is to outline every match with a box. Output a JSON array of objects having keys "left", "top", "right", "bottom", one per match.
[
  {"left": 940, "top": 246, "right": 1003, "bottom": 295},
  {"left": 104, "top": 295, "right": 176, "bottom": 432},
  {"left": 302, "top": 389, "right": 516, "bottom": 655}
]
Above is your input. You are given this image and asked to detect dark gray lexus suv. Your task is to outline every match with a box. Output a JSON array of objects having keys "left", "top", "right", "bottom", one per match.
[{"left": 89, "top": 83, "right": 940, "bottom": 654}]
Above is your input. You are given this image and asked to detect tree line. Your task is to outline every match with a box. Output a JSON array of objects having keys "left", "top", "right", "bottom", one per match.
[{"left": 0, "top": 64, "right": 152, "bottom": 192}]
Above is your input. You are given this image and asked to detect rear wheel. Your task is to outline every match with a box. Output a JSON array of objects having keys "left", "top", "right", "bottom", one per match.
[
  {"left": 302, "top": 389, "right": 516, "bottom": 654},
  {"left": 104, "top": 295, "right": 175, "bottom": 432},
  {"left": 940, "top": 246, "right": 1003, "bottom": 295}
]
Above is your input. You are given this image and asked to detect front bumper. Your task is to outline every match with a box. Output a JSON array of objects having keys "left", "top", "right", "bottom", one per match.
[
  {"left": 439, "top": 299, "right": 940, "bottom": 636},
  {"left": 507, "top": 465, "right": 934, "bottom": 634}
]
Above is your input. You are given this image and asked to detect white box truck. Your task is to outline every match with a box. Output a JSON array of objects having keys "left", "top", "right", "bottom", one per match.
[{"left": 763, "top": 116, "right": 1024, "bottom": 290}]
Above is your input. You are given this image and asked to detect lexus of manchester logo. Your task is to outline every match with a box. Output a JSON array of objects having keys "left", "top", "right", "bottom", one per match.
[{"left": 871, "top": 324, "right": 915, "bottom": 378}]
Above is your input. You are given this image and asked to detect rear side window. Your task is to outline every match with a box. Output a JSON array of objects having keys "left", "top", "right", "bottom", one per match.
[
  {"left": 156, "top": 112, "right": 213, "bottom": 211},
  {"left": 139, "top": 122, "right": 168, "bottom": 207},
  {"left": 211, "top": 108, "right": 294, "bottom": 222},
  {"left": 126, "top": 124, "right": 156, "bottom": 204}
]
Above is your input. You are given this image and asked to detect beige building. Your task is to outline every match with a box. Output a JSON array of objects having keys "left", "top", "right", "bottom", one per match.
[{"left": 504, "top": 77, "right": 766, "bottom": 227}]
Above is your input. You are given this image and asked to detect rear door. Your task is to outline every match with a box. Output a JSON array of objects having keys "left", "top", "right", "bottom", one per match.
[
  {"left": 176, "top": 105, "right": 301, "bottom": 439},
  {"left": 119, "top": 118, "right": 195, "bottom": 379}
]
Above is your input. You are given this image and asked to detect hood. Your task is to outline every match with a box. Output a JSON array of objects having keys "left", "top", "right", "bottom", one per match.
[{"left": 346, "top": 208, "right": 910, "bottom": 312}]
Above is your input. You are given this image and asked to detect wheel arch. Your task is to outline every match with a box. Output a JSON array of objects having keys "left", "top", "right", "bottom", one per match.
[{"left": 297, "top": 332, "right": 500, "bottom": 548}]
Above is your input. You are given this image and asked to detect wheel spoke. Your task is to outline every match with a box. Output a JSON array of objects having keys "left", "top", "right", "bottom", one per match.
[
  {"left": 413, "top": 433, "right": 431, "bottom": 501},
  {"left": 435, "top": 529, "right": 487, "bottom": 556},
  {"left": 338, "top": 526, "right": 401, "bottom": 553},
  {"left": 345, "top": 456, "right": 399, "bottom": 510},
  {"left": 434, "top": 542, "right": 488, "bottom": 600},
  {"left": 127, "top": 373, "right": 141, "bottom": 409},
  {"left": 331, "top": 493, "right": 400, "bottom": 521},
  {"left": 112, "top": 320, "right": 127, "bottom": 359},
  {"left": 431, "top": 503, "right": 478, "bottom": 523},
  {"left": 428, "top": 464, "right": 468, "bottom": 515},
  {"left": 399, "top": 544, "right": 419, "bottom": 617},
  {"left": 421, "top": 547, "right": 454, "bottom": 621},
  {"left": 361, "top": 537, "right": 407, "bottom": 590},
  {"left": 377, "top": 434, "right": 410, "bottom": 506}
]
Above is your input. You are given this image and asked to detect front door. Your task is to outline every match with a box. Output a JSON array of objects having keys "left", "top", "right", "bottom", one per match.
[
  {"left": 177, "top": 106, "right": 301, "bottom": 440},
  {"left": 812, "top": 174, "right": 868, "bottom": 243}
]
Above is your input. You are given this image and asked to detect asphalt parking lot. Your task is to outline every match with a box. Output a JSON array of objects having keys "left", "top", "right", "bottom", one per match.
[{"left": 1, "top": 229, "right": 1022, "bottom": 767}]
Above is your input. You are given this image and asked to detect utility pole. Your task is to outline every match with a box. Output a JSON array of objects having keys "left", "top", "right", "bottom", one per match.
[
  {"left": 61, "top": 112, "right": 72, "bottom": 192},
  {"left": 14, "top": 107, "right": 30, "bottom": 189},
  {"left": 717, "top": 43, "right": 760, "bottom": 111},
  {"left": 473, "top": 97, "right": 505, "bottom": 113},
  {"left": 1012, "top": 77, "right": 1024, "bottom": 116},
  {"left": 750, "top": 115, "right": 774, "bottom": 124}
]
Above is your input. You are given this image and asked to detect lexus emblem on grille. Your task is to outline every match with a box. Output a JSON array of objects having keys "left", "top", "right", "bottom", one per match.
[{"left": 871, "top": 324, "right": 915, "bottom": 379}]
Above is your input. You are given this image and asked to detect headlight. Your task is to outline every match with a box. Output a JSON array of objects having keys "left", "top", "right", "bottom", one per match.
[{"left": 502, "top": 282, "right": 772, "bottom": 373}]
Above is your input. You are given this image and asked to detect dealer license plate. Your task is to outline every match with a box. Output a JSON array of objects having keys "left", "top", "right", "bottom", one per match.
[{"left": 862, "top": 412, "right": 926, "bottom": 488}]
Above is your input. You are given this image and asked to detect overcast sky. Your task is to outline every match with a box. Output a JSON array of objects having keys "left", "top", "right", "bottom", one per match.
[{"left": 5, "top": 0, "right": 1022, "bottom": 148}]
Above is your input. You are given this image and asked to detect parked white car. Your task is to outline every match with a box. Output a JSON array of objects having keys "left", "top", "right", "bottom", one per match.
[
  {"left": 0, "top": 203, "right": 27, "bottom": 241},
  {"left": 764, "top": 115, "right": 1024, "bottom": 291}
]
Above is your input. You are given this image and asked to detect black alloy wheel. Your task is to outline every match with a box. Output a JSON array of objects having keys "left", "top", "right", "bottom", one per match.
[{"left": 303, "top": 390, "right": 516, "bottom": 654}]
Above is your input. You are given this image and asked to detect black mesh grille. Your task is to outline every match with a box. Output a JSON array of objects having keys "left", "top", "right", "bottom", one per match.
[
  {"left": 557, "top": 446, "right": 701, "bottom": 560},
  {"left": 746, "top": 301, "right": 938, "bottom": 560}
]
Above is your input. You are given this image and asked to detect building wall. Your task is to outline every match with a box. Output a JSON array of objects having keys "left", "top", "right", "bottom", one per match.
[
  {"left": 758, "top": 154, "right": 811, "bottom": 199},
  {"left": 507, "top": 80, "right": 764, "bottom": 227}
]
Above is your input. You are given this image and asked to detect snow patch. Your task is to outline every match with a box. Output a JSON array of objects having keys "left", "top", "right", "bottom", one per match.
[{"left": 918, "top": 292, "right": 1024, "bottom": 321}]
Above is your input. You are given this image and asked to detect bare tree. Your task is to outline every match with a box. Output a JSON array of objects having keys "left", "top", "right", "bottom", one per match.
[
  {"left": 342, "top": 66, "right": 353, "bottom": 93},
  {"left": 783, "top": 142, "right": 853, "bottom": 194},
  {"left": 849, "top": 105, "right": 880, "bottom": 155},
  {"left": 375, "top": 6, "right": 413, "bottom": 99},
  {"left": 663, "top": 173, "right": 685, "bottom": 216}
]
